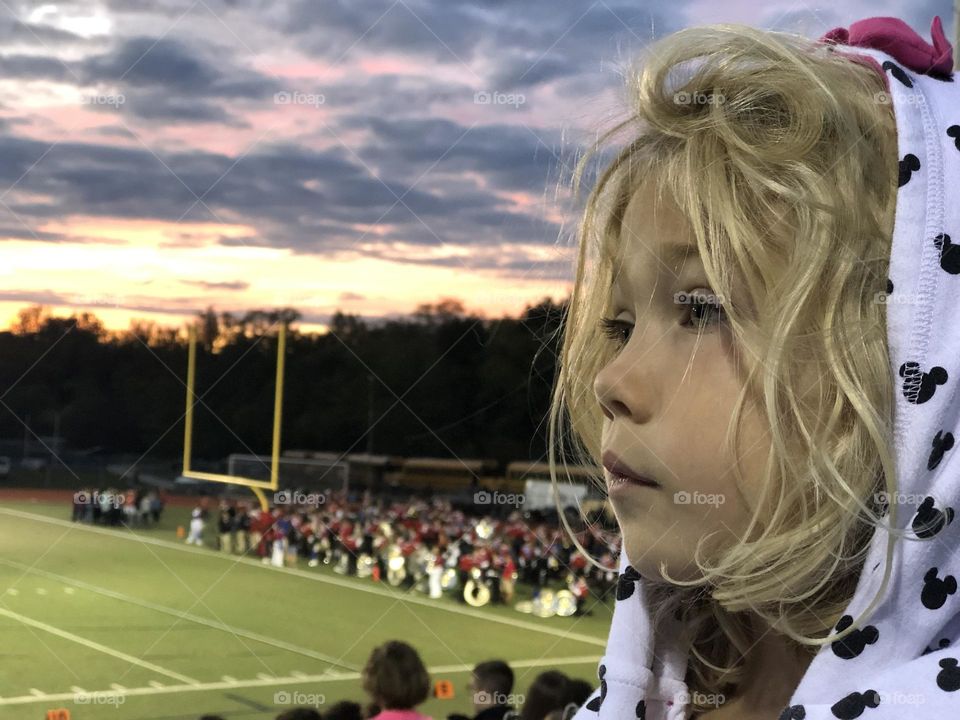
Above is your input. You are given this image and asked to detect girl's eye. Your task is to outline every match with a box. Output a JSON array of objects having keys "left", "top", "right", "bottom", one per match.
[
  {"left": 680, "top": 289, "right": 725, "bottom": 328},
  {"left": 598, "top": 316, "right": 632, "bottom": 346}
]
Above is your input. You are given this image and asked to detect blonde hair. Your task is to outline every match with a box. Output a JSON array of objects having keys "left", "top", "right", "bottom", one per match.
[{"left": 549, "top": 23, "right": 909, "bottom": 714}]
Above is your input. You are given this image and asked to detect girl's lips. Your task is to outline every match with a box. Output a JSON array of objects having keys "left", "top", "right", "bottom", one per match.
[
  {"left": 601, "top": 450, "right": 660, "bottom": 488},
  {"left": 605, "top": 469, "right": 660, "bottom": 494}
]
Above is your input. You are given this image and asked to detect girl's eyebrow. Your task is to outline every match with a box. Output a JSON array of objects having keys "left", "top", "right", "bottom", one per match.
[
  {"left": 610, "top": 242, "right": 701, "bottom": 307},
  {"left": 660, "top": 241, "right": 700, "bottom": 272}
]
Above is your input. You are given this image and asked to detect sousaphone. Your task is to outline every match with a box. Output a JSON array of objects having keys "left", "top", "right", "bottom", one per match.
[
  {"left": 463, "top": 567, "right": 491, "bottom": 607},
  {"left": 356, "top": 553, "right": 375, "bottom": 578},
  {"left": 386, "top": 545, "right": 407, "bottom": 586}
]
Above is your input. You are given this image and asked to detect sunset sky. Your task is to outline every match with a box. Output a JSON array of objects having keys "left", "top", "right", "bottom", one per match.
[{"left": 0, "top": 0, "right": 950, "bottom": 334}]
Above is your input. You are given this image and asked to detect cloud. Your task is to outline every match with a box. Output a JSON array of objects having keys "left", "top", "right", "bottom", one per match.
[{"left": 179, "top": 279, "right": 251, "bottom": 291}]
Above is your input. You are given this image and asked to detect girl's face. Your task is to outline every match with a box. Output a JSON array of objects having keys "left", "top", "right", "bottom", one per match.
[{"left": 593, "top": 180, "right": 771, "bottom": 582}]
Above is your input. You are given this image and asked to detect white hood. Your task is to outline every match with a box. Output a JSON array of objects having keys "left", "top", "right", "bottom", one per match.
[{"left": 572, "top": 15, "right": 960, "bottom": 720}]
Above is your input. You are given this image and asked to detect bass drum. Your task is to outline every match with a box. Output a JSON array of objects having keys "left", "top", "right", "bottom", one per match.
[{"left": 464, "top": 573, "right": 492, "bottom": 607}]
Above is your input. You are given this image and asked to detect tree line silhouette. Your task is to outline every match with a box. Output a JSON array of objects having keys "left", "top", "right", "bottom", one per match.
[{"left": 0, "top": 299, "right": 567, "bottom": 464}]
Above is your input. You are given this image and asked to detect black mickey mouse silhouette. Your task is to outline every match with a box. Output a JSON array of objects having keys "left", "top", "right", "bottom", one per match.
[
  {"left": 898, "top": 153, "right": 921, "bottom": 186},
  {"left": 928, "top": 430, "right": 955, "bottom": 470},
  {"left": 635, "top": 699, "right": 646, "bottom": 719},
  {"left": 949, "top": 125, "right": 960, "bottom": 151},
  {"left": 830, "top": 614, "right": 880, "bottom": 659},
  {"left": 934, "top": 233, "right": 960, "bottom": 274},
  {"left": 922, "top": 637, "right": 951, "bottom": 655},
  {"left": 937, "top": 657, "right": 960, "bottom": 691},
  {"left": 883, "top": 60, "right": 913, "bottom": 87},
  {"left": 898, "top": 361, "right": 948, "bottom": 404},
  {"left": 830, "top": 689, "right": 880, "bottom": 719},
  {"left": 585, "top": 664, "right": 606, "bottom": 711},
  {"left": 922, "top": 567, "right": 958, "bottom": 609},
  {"left": 778, "top": 705, "right": 806, "bottom": 720},
  {"left": 912, "top": 496, "right": 955, "bottom": 539},
  {"left": 616, "top": 565, "right": 642, "bottom": 601}
]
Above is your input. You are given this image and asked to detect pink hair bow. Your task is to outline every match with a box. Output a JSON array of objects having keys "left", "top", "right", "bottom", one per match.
[{"left": 819, "top": 16, "right": 954, "bottom": 80}]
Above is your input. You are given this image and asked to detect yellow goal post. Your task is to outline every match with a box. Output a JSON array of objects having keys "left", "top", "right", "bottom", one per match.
[{"left": 181, "top": 322, "right": 287, "bottom": 510}]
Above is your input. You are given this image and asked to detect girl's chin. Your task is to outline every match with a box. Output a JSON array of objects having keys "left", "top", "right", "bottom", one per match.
[{"left": 621, "top": 544, "right": 698, "bottom": 583}]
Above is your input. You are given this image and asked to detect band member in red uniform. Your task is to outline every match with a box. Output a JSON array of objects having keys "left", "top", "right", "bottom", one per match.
[
  {"left": 457, "top": 549, "right": 474, "bottom": 603},
  {"left": 500, "top": 548, "right": 517, "bottom": 604},
  {"left": 570, "top": 573, "right": 590, "bottom": 616}
]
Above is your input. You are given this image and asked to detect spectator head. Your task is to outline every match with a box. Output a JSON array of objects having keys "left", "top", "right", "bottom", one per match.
[
  {"left": 323, "top": 700, "right": 363, "bottom": 720},
  {"left": 361, "top": 640, "right": 431, "bottom": 710},
  {"left": 519, "top": 670, "right": 569, "bottom": 720},
  {"left": 275, "top": 709, "right": 323, "bottom": 720},
  {"left": 469, "top": 660, "right": 514, "bottom": 709},
  {"left": 563, "top": 678, "right": 592, "bottom": 709}
]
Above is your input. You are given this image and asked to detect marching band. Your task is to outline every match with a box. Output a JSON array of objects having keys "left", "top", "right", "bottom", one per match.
[{"left": 230, "top": 489, "right": 621, "bottom": 617}]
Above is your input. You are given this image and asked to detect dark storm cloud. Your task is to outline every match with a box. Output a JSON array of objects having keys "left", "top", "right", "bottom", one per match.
[
  {"left": 0, "top": 55, "right": 76, "bottom": 83},
  {"left": 115, "top": 90, "right": 247, "bottom": 125},
  {"left": 80, "top": 36, "right": 279, "bottom": 99},
  {"left": 279, "top": 0, "right": 683, "bottom": 89},
  {"left": 0, "top": 34, "right": 280, "bottom": 127},
  {"left": 349, "top": 115, "right": 569, "bottom": 193},
  {"left": 317, "top": 73, "right": 476, "bottom": 116},
  {"left": 0, "top": 131, "right": 561, "bottom": 264}
]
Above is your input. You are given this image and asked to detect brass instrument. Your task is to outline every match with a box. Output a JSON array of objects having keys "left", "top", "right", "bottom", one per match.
[
  {"left": 475, "top": 518, "right": 494, "bottom": 540},
  {"left": 386, "top": 545, "right": 407, "bottom": 586},
  {"left": 463, "top": 567, "right": 491, "bottom": 607},
  {"left": 440, "top": 567, "right": 459, "bottom": 591},
  {"left": 554, "top": 589, "right": 577, "bottom": 617},
  {"left": 533, "top": 588, "right": 557, "bottom": 617},
  {"left": 356, "top": 553, "right": 375, "bottom": 578}
]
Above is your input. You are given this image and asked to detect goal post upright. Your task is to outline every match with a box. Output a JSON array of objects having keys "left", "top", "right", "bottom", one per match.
[{"left": 180, "top": 321, "right": 288, "bottom": 510}]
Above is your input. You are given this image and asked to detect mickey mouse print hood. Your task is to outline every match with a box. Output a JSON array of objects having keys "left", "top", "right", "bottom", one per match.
[{"left": 572, "top": 15, "right": 960, "bottom": 720}]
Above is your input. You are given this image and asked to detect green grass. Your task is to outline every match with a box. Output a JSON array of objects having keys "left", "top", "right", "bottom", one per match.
[{"left": 0, "top": 501, "right": 610, "bottom": 720}]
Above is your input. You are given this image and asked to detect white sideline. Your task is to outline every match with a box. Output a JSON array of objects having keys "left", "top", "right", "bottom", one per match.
[
  {"left": 0, "top": 606, "right": 199, "bottom": 685},
  {"left": 0, "top": 655, "right": 601, "bottom": 706},
  {"left": 0, "top": 507, "right": 607, "bottom": 648},
  {"left": 0, "top": 557, "right": 362, "bottom": 672}
]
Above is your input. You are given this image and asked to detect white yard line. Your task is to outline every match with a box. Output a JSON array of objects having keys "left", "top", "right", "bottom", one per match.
[
  {"left": 0, "top": 606, "right": 198, "bottom": 686},
  {"left": 0, "top": 557, "right": 361, "bottom": 672},
  {"left": 0, "top": 507, "right": 607, "bottom": 648},
  {"left": 0, "top": 655, "right": 600, "bottom": 706}
]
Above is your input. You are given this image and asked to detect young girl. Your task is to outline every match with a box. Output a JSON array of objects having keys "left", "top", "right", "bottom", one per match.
[{"left": 550, "top": 15, "right": 960, "bottom": 720}]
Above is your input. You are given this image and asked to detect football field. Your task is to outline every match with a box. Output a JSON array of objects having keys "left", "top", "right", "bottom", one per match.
[{"left": 0, "top": 501, "right": 609, "bottom": 720}]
